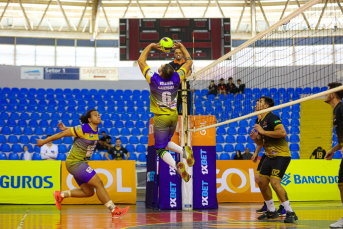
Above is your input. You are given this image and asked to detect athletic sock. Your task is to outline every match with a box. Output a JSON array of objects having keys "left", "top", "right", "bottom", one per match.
[
  {"left": 105, "top": 200, "right": 116, "bottom": 212},
  {"left": 282, "top": 200, "right": 293, "bottom": 212},
  {"left": 166, "top": 142, "right": 184, "bottom": 157},
  {"left": 60, "top": 190, "right": 71, "bottom": 198},
  {"left": 162, "top": 152, "right": 177, "bottom": 170},
  {"left": 265, "top": 199, "right": 276, "bottom": 212}
]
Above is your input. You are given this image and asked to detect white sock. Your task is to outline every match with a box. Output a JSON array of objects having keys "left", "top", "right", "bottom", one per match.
[
  {"left": 265, "top": 199, "right": 276, "bottom": 212},
  {"left": 105, "top": 200, "right": 116, "bottom": 212},
  {"left": 162, "top": 152, "right": 177, "bottom": 170},
  {"left": 60, "top": 190, "right": 71, "bottom": 198},
  {"left": 166, "top": 142, "right": 183, "bottom": 154},
  {"left": 282, "top": 200, "right": 293, "bottom": 212}
]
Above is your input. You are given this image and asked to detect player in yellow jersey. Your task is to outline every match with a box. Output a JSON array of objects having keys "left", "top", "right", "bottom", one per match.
[
  {"left": 36, "top": 109, "right": 129, "bottom": 218},
  {"left": 137, "top": 41, "right": 194, "bottom": 182}
]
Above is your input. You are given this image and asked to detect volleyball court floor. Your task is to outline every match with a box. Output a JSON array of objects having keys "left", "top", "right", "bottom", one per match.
[{"left": 0, "top": 201, "right": 341, "bottom": 228}]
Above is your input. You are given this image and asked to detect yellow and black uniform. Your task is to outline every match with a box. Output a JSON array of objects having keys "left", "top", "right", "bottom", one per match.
[
  {"left": 108, "top": 147, "right": 128, "bottom": 160},
  {"left": 333, "top": 102, "right": 343, "bottom": 185},
  {"left": 311, "top": 148, "right": 326, "bottom": 159},
  {"left": 256, "top": 112, "right": 291, "bottom": 179},
  {"left": 256, "top": 154, "right": 266, "bottom": 173}
]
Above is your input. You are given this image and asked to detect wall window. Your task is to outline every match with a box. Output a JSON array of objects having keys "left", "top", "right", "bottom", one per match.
[
  {"left": 295, "top": 46, "right": 314, "bottom": 66},
  {"left": 76, "top": 47, "right": 95, "bottom": 67},
  {"left": 96, "top": 47, "right": 118, "bottom": 67},
  {"left": 56, "top": 47, "right": 75, "bottom": 66},
  {"left": 334, "top": 44, "right": 343, "bottom": 64},
  {"left": 16, "top": 45, "right": 35, "bottom": 66},
  {"left": 255, "top": 47, "right": 275, "bottom": 66},
  {"left": 36, "top": 46, "right": 55, "bottom": 66},
  {"left": 274, "top": 46, "right": 293, "bottom": 66},
  {"left": 0, "top": 45, "right": 14, "bottom": 65}
]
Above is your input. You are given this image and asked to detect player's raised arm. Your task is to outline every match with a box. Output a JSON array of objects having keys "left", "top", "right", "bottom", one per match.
[
  {"left": 172, "top": 41, "right": 193, "bottom": 75},
  {"left": 138, "top": 43, "right": 162, "bottom": 74}
]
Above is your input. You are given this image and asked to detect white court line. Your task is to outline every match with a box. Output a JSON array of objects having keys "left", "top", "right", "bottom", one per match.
[{"left": 17, "top": 209, "right": 29, "bottom": 229}]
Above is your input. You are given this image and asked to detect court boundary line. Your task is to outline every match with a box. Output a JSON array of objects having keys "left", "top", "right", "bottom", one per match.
[{"left": 16, "top": 209, "right": 29, "bottom": 229}]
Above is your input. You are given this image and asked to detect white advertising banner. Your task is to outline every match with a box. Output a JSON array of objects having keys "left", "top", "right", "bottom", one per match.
[
  {"left": 21, "top": 67, "right": 44, "bottom": 79},
  {"left": 80, "top": 67, "right": 119, "bottom": 81}
]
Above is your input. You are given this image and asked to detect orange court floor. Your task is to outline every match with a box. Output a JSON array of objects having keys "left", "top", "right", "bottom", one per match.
[{"left": 0, "top": 201, "right": 342, "bottom": 229}]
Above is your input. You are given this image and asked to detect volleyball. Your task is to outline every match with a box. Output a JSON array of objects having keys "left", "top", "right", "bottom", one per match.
[{"left": 159, "top": 37, "right": 174, "bottom": 53}]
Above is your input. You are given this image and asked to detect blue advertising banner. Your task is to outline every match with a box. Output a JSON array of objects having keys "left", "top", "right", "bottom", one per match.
[
  {"left": 145, "top": 145, "right": 159, "bottom": 209},
  {"left": 192, "top": 146, "right": 218, "bottom": 209},
  {"left": 159, "top": 150, "right": 182, "bottom": 210},
  {"left": 44, "top": 67, "right": 79, "bottom": 80}
]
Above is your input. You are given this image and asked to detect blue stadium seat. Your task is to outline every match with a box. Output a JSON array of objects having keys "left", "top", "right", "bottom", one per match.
[
  {"left": 0, "top": 135, "right": 6, "bottom": 143},
  {"left": 224, "top": 144, "right": 234, "bottom": 153},
  {"left": 129, "top": 153, "right": 137, "bottom": 161},
  {"left": 239, "top": 120, "right": 248, "bottom": 128},
  {"left": 333, "top": 135, "right": 338, "bottom": 142},
  {"left": 9, "top": 152, "right": 20, "bottom": 160},
  {"left": 291, "top": 152, "right": 300, "bottom": 159},
  {"left": 281, "top": 112, "right": 290, "bottom": 119},
  {"left": 102, "top": 120, "right": 112, "bottom": 128},
  {"left": 1, "top": 144, "right": 10, "bottom": 152},
  {"left": 216, "top": 136, "right": 224, "bottom": 144},
  {"left": 246, "top": 143, "right": 255, "bottom": 152},
  {"left": 227, "top": 128, "right": 236, "bottom": 135},
  {"left": 291, "top": 106, "right": 300, "bottom": 112},
  {"left": 117, "top": 107, "right": 125, "bottom": 114},
  {"left": 12, "top": 144, "right": 22, "bottom": 153},
  {"left": 136, "top": 101, "right": 145, "bottom": 107},
  {"left": 216, "top": 127, "right": 226, "bottom": 136},
  {"left": 34, "top": 127, "right": 44, "bottom": 135},
  {"left": 138, "top": 153, "right": 147, "bottom": 162},
  {"left": 31, "top": 152, "right": 42, "bottom": 161},
  {"left": 136, "top": 145, "right": 146, "bottom": 153},
  {"left": 225, "top": 135, "right": 235, "bottom": 144},
  {"left": 30, "top": 113, "right": 40, "bottom": 120},
  {"left": 140, "top": 136, "right": 148, "bottom": 144},
  {"left": 56, "top": 153, "right": 67, "bottom": 161},
  {"left": 0, "top": 106, "right": 4, "bottom": 113},
  {"left": 136, "top": 121, "right": 145, "bottom": 128},
  {"left": 12, "top": 127, "right": 22, "bottom": 135},
  {"left": 290, "top": 144, "right": 299, "bottom": 151},
  {"left": 290, "top": 119, "right": 300, "bottom": 127},
  {"left": 114, "top": 121, "right": 124, "bottom": 128},
  {"left": 261, "top": 88, "right": 269, "bottom": 95},
  {"left": 125, "top": 144, "right": 135, "bottom": 153},
  {"left": 121, "top": 128, "right": 130, "bottom": 136},
  {"left": 235, "top": 144, "right": 245, "bottom": 152},
  {"left": 333, "top": 151, "right": 343, "bottom": 159},
  {"left": 282, "top": 119, "right": 289, "bottom": 127},
  {"left": 126, "top": 107, "right": 135, "bottom": 114},
  {"left": 313, "top": 87, "right": 320, "bottom": 94},
  {"left": 0, "top": 99, "right": 8, "bottom": 106},
  {"left": 321, "top": 87, "right": 328, "bottom": 92},
  {"left": 291, "top": 112, "right": 300, "bottom": 119},
  {"left": 0, "top": 153, "right": 6, "bottom": 160},
  {"left": 37, "top": 106, "right": 46, "bottom": 113},
  {"left": 238, "top": 127, "right": 247, "bottom": 135},
  {"left": 6, "top": 105, "right": 15, "bottom": 113},
  {"left": 45, "top": 127, "right": 54, "bottom": 135},
  {"left": 141, "top": 90, "right": 149, "bottom": 97},
  {"left": 8, "top": 135, "right": 18, "bottom": 143},
  {"left": 40, "top": 113, "right": 50, "bottom": 121},
  {"left": 216, "top": 144, "right": 223, "bottom": 152},
  {"left": 52, "top": 138, "right": 62, "bottom": 144},
  {"left": 290, "top": 135, "right": 300, "bottom": 143},
  {"left": 7, "top": 119, "right": 16, "bottom": 127},
  {"left": 220, "top": 153, "right": 230, "bottom": 160},
  {"left": 61, "top": 114, "right": 70, "bottom": 121},
  {"left": 109, "top": 128, "right": 119, "bottom": 136},
  {"left": 91, "top": 153, "right": 102, "bottom": 161},
  {"left": 137, "top": 107, "right": 145, "bottom": 114},
  {"left": 195, "top": 107, "right": 204, "bottom": 115},
  {"left": 21, "top": 113, "right": 30, "bottom": 121},
  {"left": 121, "top": 114, "right": 130, "bottom": 121},
  {"left": 10, "top": 112, "right": 19, "bottom": 120},
  {"left": 236, "top": 136, "right": 246, "bottom": 143},
  {"left": 303, "top": 87, "right": 311, "bottom": 94},
  {"left": 282, "top": 107, "right": 291, "bottom": 113},
  {"left": 142, "top": 128, "right": 149, "bottom": 136},
  {"left": 270, "top": 88, "right": 277, "bottom": 94},
  {"left": 63, "top": 137, "right": 73, "bottom": 144},
  {"left": 129, "top": 136, "right": 139, "bottom": 144},
  {"left": 1, "top": 127, "right": 11, "bottom": 135},
  {"left": 229, "top": 121, "right": 238, "bottom": 128},
  {"left": 110, "top": 114, "right": 119, "bottom": 121},
  {"left": 142, "top": 95, "right": 150, "bottom": 102},
  {"left": 19, "top": 136, "right": 29, "bottom": 144},
  {"left": 118, "top": 136, "right": 127, "bottom": 144},
  {"left": 56, "top": 106, "right": 65, "bottom": 113},
  {"left": 0, "top": 119, "right": 5, "bottom": 127},
  {"left": 58, "top": 145, "right": 68, "bottom": 154},
  {"left": 141, "top": 114, "right": 150, "bottom": 121}
]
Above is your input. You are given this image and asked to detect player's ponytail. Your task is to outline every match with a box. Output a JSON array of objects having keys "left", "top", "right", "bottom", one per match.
[{"left": 80, "top": 109, "right": 97, "bottom": 124}]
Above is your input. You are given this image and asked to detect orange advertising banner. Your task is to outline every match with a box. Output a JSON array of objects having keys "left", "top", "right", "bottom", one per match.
[
  {"left": 189, "top": 115, "right": 216, "bottom": 146},
  {"left": 216, "top": 160, "right": 264, "bottom": 202},
  {"left": 61, "top": 161, "right": 136, "bottom": 204}
]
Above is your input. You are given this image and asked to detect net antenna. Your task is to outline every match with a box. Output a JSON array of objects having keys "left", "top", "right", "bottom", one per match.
[{"left": 186, "top": 0, "right": 343, "bottom": 133}]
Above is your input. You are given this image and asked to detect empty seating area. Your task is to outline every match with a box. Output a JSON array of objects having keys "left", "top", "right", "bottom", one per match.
[
  {"left": 0, "top": 86, "right": 332, "bottom": 161},
  {"left": 0, "top": 87, "right": 152, "bottom": 163}
]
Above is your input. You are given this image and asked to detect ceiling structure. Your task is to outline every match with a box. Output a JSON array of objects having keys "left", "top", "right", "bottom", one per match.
[{"left": 0, "top": 0, "right": 342, "bottom": 40}]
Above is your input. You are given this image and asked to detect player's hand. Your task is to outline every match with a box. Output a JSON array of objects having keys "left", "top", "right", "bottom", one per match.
[
  {"left": 36, "top": 139, "right": 45, "bottom": 147},
  {"left": 250, "top": 129, "right": 258, "bottom": 140},
  {"left": 251, "top": 153, "right": 258, "bottom": 163},
  {"left": 325, "top": 149, "right": 336, "bottom": 160},
  {"left": 57, "top": 122, "right": 67, "bottom": 131},
  {"left": 150, "top": 43, "right": 163, "bottom": 51},
  {"left": 172, "top": 41, "right": 182, "bottom": 49},
  {"left": 253, "top": 124, "right": 265, "bottom": 135}
]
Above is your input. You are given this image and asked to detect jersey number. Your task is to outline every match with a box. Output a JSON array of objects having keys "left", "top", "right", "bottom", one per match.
[
  {"left": 318, "top": 152, "right": 323, "bottom": 159},
  {"left": 271, "top": 169, "right": 280, "bottom": 177},
  {"left": 162, "top": 91, "right": 172, "bottom": 103}
]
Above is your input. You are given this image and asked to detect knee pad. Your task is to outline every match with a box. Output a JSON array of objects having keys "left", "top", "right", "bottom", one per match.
[{"left": 156, "top": 148, "right": 167, "bottom": 159}]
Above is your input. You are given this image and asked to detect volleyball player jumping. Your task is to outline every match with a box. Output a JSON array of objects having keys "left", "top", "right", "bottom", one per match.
[{"left": 36, "top": 109, "right": 130, "bottom": 218}]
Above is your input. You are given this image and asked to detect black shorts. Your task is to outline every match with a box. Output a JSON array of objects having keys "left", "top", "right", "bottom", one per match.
[
  {"left": 338, "top": 159, "right": 343, "bottom": 185},
  {"left": 259, "top": 156, "right": 291, "bottom": 179},
  {"left": 257, "top": 154, "right": 266, "bottom": 173}
]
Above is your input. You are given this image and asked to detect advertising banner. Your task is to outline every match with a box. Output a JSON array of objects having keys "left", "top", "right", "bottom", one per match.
[
  {"left": 61, "top": 161, "right": 136, "bottom": 204},
  {"left": 216, "top": 160, "right": 341, "bottom": 202},
  {"left": 21, "top": 67, "right": 44, "bottom": 79},
  {"left": 80, "top": 67, "right": 119, "bottom": 81},
  {"left": 44, "top": 67, "right": 79, "bottom": 80},
  {"left": 0, "top": 161, "right": 61, "bottom": 204}
]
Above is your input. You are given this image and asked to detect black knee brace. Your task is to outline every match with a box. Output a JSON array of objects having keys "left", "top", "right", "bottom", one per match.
[{"left": 156, "top": 148, "right": 167, "bottom": 159}]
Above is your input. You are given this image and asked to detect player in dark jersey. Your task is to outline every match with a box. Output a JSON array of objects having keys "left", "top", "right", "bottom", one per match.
[
  {"left": 252, "top": 116, "right": 286, "bottom": 217},
  {"left": 310, "top": 147, "right": 326, "bottom": 159},
  {"left": 250, "top": 96, "right": 297, "bottom": 223},
  {"left": 324, "top": 82, "right": 343, "bottom": 228}
]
